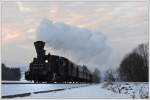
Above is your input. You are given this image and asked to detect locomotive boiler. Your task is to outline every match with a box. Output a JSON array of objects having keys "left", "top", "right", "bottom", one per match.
[{"left": 25, "top": 41, "right": 93, "bottom": 83}]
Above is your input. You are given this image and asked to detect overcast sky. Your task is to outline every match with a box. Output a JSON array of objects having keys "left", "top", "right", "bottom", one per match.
[{"left": 1, "top": 1, "right": 148, "bottom": 71}]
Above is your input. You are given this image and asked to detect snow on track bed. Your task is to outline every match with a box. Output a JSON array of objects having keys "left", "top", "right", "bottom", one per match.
[
  {"left": 15, "top": 82, "right": 148, "bottom": 99},
  {"left": 2, "top": 82, "right": 148, "bottom": 99},
  {"left": 2, "top": 83, "right": 90, "bottom": 97}
]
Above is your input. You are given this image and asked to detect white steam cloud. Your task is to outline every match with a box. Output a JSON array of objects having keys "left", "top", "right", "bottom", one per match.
[{"left": 37, "top": 18, "right": 112, "bottom": 71}]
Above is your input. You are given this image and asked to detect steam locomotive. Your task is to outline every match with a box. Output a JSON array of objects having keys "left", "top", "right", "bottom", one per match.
[{"left": 25, "top": 41, "right": 93, "bottom": 83}]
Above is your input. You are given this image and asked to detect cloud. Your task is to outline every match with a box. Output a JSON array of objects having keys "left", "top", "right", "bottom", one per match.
[
  {"left": 36, "top": 18, "right": 112, "bottom": 71},
  {"left": 16, "top": 2, "right": 32, "bottom": 12},
  {"left": 2, "top": 1, "right": 147, "bottom": 71}
]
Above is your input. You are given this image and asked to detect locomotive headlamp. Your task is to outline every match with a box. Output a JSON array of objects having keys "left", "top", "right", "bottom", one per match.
[{"left": 45, "top": 60, "right": 48, "bottom": 63}]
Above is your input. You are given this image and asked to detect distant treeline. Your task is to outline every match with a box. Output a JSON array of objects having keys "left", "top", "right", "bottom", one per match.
[
  {"left": 2, "top": 63, "right": 21, "bottom": 81},
  {"left": 119, "top": 43, "right": 148, "bottom": 82},
  {"left": 103, "top": 43, "right": 148, "bottom": 82}
]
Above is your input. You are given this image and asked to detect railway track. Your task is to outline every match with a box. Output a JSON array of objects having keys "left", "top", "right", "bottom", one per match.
[
  {"left": 2, "top": 82, "right": 88, "bottom": 84},
  {"left": 2, "top": 83, "right": 91, "bottom": 98},
  {"left": 2, "top": 89, "right": 65, "bottom": 98}
]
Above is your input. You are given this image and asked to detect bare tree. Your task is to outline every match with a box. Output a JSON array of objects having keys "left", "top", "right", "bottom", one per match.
[
  {"left": 133, "top": 43, "right": 148, "bottom": 68},
  {"left": 133, "top": 43, "right": 148, "bottom": 59},
  {"left": 119, "top": 43, "right": 148, "bottom": 82}
]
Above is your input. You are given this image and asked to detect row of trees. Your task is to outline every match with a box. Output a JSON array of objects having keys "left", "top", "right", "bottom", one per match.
[
  {"left": 95, "top": 43, "right": 148, "bottom": 83},
  {"left": 2, "top": 63, "right": 21, "bottom": 81},
  {"left": 119, "top": 43, "right": 148, "bottom": 82}
]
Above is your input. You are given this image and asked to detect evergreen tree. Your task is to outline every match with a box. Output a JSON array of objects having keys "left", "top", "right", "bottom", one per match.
[{"left": 93, "top": 68, "right": 101, "bottom": 83}]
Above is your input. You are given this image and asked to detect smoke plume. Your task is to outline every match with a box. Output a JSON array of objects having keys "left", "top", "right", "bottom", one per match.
[{"left": 36, "top": 18, "right": 112, "bottom": 71}]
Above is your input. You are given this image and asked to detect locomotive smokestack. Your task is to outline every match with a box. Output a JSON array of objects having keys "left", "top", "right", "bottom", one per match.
[{"left": 34, "top": 41, "right": 46, "bottom": 60}]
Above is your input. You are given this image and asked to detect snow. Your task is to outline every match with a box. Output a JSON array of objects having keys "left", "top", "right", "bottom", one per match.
[
  {"left": 14, "top": 82, "right": 148, "bottom": 99},
  {"left": 103, "top": 82, "right": 149, "bottom": 99},
  {"left": 1, "top": 84, "right": 89, "bottom": 96},
  {"left": 2, "top": 80, "right": 31, "bottom": 83},
  {"left": 27, "top": 84, "right": 130, "bottom": 99}
]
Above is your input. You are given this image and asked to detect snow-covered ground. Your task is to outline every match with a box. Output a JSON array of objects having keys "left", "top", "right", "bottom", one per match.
[
  {"left": 1, "top": 84, "right": 89, "bottom": 96},
  {"left": 102, "top": 82, "right": 149, "bottom": 99},
  {"left": 12, "top": 82, "right": 148, "bottom": 99}
]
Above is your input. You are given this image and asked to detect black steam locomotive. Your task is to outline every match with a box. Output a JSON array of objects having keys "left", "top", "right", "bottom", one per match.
[{"left": 25, "top": 41, "right": 93, "bottom": 83}]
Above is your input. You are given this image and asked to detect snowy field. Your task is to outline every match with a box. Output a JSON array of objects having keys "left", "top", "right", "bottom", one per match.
[
  {"left": 2, "top": 83, "right": 89, "bottom": 96},
  {"left": 2, "top": 82, "right": 148, "bottom": 99},
  {"left": 21, "top": 82, "right": 148, "bottom": 99},
  {"left": 102, "top": 82, "right": 149, "bottom": 99}
]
